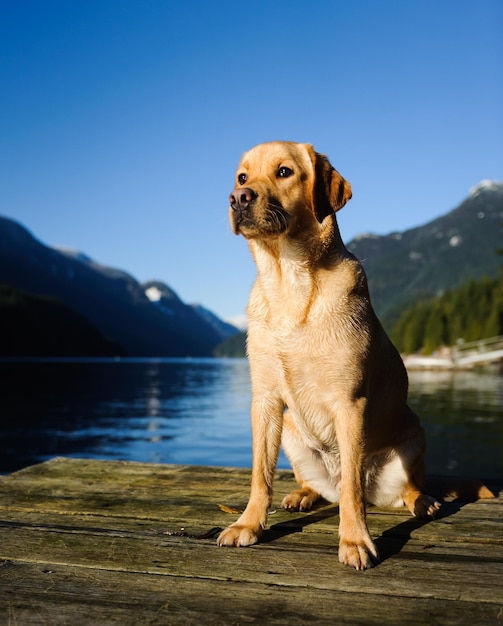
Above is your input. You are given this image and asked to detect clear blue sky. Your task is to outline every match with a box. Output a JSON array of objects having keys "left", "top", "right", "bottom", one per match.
[{"left": 1, "top": 1, "right": 502, "bottom": 324}]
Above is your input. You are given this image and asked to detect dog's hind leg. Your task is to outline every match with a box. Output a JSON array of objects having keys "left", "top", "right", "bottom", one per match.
[
  {"left": 400, "top": 452, "right": 441, "bottom": 518},
  {"left": 397, "top": 421, "right": 442, "bottom": 518},
  {"left": 281, "top": 410, "right": 339, "bottom": 511},
  {"left": 368, "top": 422, "right": 441, "bottom": 519}
]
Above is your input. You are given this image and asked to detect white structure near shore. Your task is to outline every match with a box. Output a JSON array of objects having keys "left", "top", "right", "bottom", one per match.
[{"left": 403, "top": 336, "right": 503, "bottom": 371}]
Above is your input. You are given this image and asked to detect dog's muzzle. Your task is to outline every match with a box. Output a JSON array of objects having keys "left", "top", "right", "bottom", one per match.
[{"left": 229, "top": 187, "right": 257, "bottom": 233}]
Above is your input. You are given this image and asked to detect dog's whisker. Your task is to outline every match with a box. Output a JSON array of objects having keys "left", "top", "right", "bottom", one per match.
[{"left": 264, "top": 204, "right": 289, "bottom": 232}]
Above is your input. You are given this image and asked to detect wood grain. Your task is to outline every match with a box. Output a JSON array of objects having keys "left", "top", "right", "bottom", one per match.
[{"left": 1, "top": 458, "right": 501, "bottom": 625}]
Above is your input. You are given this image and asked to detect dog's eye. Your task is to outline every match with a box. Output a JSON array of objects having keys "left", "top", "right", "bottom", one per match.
[
  {"left": 278, "top": 167, "right": 293, "bottom": 178},
  {"left": 238, "top": 173, "right": 247, "bottom": 185}
]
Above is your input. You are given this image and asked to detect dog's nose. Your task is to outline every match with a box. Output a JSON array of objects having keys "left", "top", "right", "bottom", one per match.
[{"left": 229, "top": 187, "right": 256, "bottom": 210}]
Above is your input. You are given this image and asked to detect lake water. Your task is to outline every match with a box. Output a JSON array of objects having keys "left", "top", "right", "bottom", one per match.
[{"left": 0, "top": 358, "right": 501, "bottom": 478}]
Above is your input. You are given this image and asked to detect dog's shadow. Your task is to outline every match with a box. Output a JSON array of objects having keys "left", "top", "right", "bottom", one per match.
[
  {"left": 261, "top": 499, "right": 473, "bottom": 563},
  {"left": 373, "top": 502, "right": 460, "bottom": 562},
  {"left": 375, "top": 481, "right": 501, "bottom": 562},
  {"left": 261, "top": 503, "right": 339, "bottom": 544}
]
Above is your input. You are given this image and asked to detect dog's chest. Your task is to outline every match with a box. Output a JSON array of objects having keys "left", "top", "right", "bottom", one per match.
[
  {"left": 278, "top": 350, "right": 341, "bottom": 451},
  {"left": 248, "top": 252, "right": 366, "bottom": 450}
]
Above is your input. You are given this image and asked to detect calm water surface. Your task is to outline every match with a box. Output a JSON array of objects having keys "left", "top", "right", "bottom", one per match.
[{"left": 0, "top": 358, "right": 501, "bottom": 477}]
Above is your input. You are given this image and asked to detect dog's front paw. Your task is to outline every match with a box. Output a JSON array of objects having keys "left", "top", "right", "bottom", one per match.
[
  {"left": 217, "top": 524, "right": 261, "bottom": 547},
  {"left": 338, "top": 538, "right": 380, "bottom": 570},
  {"left": 281, "top": 487, "right": 321, "bottom": 512}
]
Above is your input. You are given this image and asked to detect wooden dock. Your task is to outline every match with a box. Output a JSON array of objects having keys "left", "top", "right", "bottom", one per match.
[{"left": 1, "top": 457, "right": 502, "bottom": 625}]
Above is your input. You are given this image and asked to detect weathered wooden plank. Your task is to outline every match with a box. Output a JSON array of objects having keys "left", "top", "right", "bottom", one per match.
[
  {"left": 1, "top": 459, "right": 500, "bottom": 543},
  {"left": 7, "top": 457, "right": 498, "bottom": 510},
  {"left": 1, "top": 519, "right": 502, "bottom": 603},
  {"left": 2, "top": 561, "right": 501, "bottom": 626},
  {"left": 1, "top": 505, "right": 502, "bottom": 553},
  {"left": 0, "top": 458, "right": 502, "bottom": 626},
  {"left": 0, "top": 563, "right": 501, "bottom": 626}
]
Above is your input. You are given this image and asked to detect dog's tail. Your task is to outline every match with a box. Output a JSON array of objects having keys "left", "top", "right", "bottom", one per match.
[{"left": 425, "top": 475, "right": 496, "bottom": 501}]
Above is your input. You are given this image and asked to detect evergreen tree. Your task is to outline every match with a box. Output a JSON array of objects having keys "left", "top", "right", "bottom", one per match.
[{"left": 391, "top": 272, "right": 503, "bottom": 354}]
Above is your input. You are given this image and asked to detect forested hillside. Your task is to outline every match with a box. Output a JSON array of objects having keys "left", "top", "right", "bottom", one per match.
[
  {"left": 391, "top": 274, "right": 503, "bottom": 354},
  {"left": 348, "top": 180, "right": 503, "bottom": 329},
  {"left": 213, "top": 331, "right": 246, "bottom": 357},
  {"left": 0, "top": 284, "right": 124, "bottom": 357}
]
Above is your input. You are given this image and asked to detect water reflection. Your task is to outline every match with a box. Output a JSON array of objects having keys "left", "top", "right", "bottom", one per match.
[
  {"left": 0, "top": 359, "right": 501, "bottom": 478},
  {"left": 408, "top": 369, "right": 502, "bottom": 479},
  {"left": 0, "top": 359, "right": 255, "bottom": 472}
]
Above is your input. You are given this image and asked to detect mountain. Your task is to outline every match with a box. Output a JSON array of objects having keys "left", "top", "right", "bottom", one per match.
[
  {"left": 190, "top": 303, "right": 240, "bottom": 342},
  {"left": 142, "top": 280, "right": 237, "bottom": 346},
  {"left": 0, "top": 216, "right": 238, "bottom": 357},
  {"left": 347, "top": 180, "right": 503, "bottom": 329}
]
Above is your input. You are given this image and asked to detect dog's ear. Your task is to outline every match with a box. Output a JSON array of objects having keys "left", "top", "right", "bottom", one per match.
[{"left": 309, "top": 147, "right": 352, "bottom": 223}]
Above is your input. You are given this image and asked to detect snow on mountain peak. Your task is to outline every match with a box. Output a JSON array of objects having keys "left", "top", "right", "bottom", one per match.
[
  {"left": 469, "top": 180, "right": 503, "bottom": 197},
  {"left": 226, "top": 313, "right": 248, "bottom": 330},
  {"left": 353, "top": 232, "right": 378, "bottom": 242},
  {"left": 52, "top": 246, "right": 93, "bottom": 263},
  {"left": 145, "top": 286, "right": 163, "bottom": 302}
]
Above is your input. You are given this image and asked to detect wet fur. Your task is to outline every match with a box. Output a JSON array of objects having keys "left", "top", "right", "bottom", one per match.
[{"left": 217, "top": 141, "right": 491, "bottom": 569}]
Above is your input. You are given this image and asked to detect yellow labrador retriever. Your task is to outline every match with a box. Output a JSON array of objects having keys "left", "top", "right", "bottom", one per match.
[{"left": 217, "top": 141, "right": 487, "bottom": 569}]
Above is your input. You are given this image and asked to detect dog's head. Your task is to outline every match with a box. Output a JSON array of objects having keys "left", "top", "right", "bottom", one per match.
[{"left": 229, "top": 141, "right": 352, "bottom": 240}]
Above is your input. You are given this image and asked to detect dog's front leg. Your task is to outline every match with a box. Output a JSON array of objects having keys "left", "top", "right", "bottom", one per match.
[
  {"left": 336, "top": 401, "right": 380, "bottom": 570},
  {"left": 217, "top": 395, "right": 283, "bottom": 547}
]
